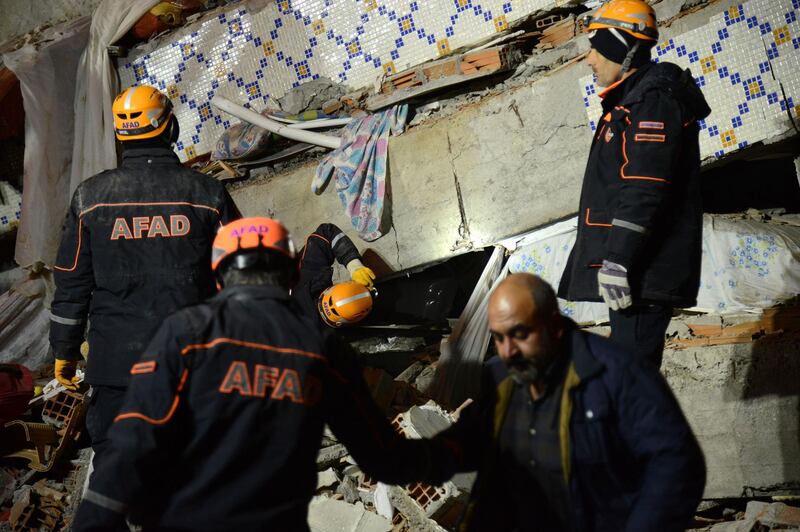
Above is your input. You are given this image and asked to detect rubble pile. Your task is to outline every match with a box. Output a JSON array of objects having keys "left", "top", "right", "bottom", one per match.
[
  {"left": 284, "top": 332, "right": 464, "bottom": 531},
  {"left": 309, "top": 401, "right": 470, "bottom": 532},
  {"left": 0, "top": 385, "right": 92, "bottom": 531},
  {"left": 690, "top": 500, "right": 800, "bottom": 531}
]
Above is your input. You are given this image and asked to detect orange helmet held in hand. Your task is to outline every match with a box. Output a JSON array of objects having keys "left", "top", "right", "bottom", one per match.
[
  {"left": 112, "top": 85, "right": 175, "bottom": 141},
  {"left": 317, "top": 281, "right": 374, "bottom": 327}
]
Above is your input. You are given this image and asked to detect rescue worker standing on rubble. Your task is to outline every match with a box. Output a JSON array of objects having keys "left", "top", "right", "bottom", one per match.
[
  {"left": 434, "top": 273, "right": 705, "bottom": 531},
  {"left": 558, "top": 0, "right": 711, "bottom": 367},
  {"left": 49, "top": 85, "right": 240, "bottom": 478},
  {"left": 72, "top": 217, "right": 451, "bottom": 531},
  {"left": 294, "top": 223, "right": 377, "bottom": 327}
]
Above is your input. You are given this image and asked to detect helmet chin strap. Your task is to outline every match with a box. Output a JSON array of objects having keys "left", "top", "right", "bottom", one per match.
[
  {"left": 166, "top": 115, "right": 180, "bottom": 145},
  {"left": 620, "top": 40, "right": 640, "bottom": 75},
  {"left": 605, "top": 26, "right": 641, "bottom": 77}
]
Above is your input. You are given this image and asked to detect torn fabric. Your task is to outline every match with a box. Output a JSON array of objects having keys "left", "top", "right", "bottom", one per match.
[
  {"left": 69, "top": 0, "right": 160, "bottom": 195},
  {"left": 3, "top": 18, "right": 91, "bottom": 268},
  {"left": 312, "top": 105, "right": 408, "bottom": 242}
]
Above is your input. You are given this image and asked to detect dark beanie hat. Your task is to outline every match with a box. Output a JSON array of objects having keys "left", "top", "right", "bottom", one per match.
[{"left": 589, "top": 28, "right": 653, "bottom": 68}]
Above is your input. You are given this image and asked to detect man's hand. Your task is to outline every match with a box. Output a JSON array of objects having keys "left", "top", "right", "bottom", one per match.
[
  {"left": 598, "top": 260, "right": 633, "bottom": 311},
  {"left": 347, "top": 259, "right": 376, "bottom": 288},
  {"left": 54, "top": 359, "right": 81, "bottom": 390}
]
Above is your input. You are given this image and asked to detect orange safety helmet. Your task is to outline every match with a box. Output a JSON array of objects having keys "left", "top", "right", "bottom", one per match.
[
  {"left": 586, "top": 0, "right": 658, "bottom": 41},
  {"left": 112, "top": 85, "right": 175, "bottom": 141},
  {"left": 317, "top": 281, "right": 374, "bottom": 327},
  {"left": 212, "top": 217, "right": 296, "bottom": 276}
]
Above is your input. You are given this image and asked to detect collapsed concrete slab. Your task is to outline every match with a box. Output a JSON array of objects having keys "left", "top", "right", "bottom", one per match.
[{"left": 307, "top": 497, "right": 392, "bottom": 532}]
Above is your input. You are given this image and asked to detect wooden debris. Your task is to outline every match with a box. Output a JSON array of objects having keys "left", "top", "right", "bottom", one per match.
[
  {"left": 9, "top": 485, "right": 66, "bottom": 532},
  {"left": 199, "top": 159, "right": 245, "bottom": 181},
  {"left": 366, "top": 44, "right": 522, "bottom": 111},
  {"left": 667, "top": 306, "right": 800, "bottom": 348}
]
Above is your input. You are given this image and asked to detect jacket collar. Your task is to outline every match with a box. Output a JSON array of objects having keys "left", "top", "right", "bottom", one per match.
[
  {"left": 218, "top": 285, "right": 291, "bottom": 302},
  {"left": 121, "top": 145, "right": 180, "bottom": 165},
  {"left": 600, "top": 62, "right": 653, "bottom": 110},
  {"left": 564, "top": 324, "right": 604, "bottom": 381}
]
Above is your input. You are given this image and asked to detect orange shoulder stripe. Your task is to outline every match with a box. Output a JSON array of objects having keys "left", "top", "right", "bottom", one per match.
[
  {"left": 114, "top": 369, "right": 189, "bottom": 425},
  {"left": 79, "top": 201, "right": 221, "bottom": 218},
  {"left": 180, "top": 337, "right": 325, "bottom": 361},
  {"left": 300, "top": 233, "right": 331, "bottom": 269}
]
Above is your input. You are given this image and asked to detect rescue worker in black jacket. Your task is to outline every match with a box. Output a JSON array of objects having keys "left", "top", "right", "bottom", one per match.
[
  {"left": 293, "top": 222, "right": 377, "bottom": 326},
  {"left": 558, "top": 0, "right": 711, "bottom": 367},
  {"left": 49, "top": 85, "right": 240, "bottom": 471},
  {"left": 72, "top": 217, "right": 450, "bottom": 531}
]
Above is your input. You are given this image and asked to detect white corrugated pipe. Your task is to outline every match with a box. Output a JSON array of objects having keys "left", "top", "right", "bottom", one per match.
[
  {"left": 268, "top": 114, "right": 353, "bottom": 129},
  {"left": 211, "top": 96, "right": 342, "bottom": 149}
]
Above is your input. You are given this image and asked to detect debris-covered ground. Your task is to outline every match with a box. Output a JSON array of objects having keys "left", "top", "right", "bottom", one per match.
[{"left": 0, "top": 364, "right": 92, "bottom": 531}]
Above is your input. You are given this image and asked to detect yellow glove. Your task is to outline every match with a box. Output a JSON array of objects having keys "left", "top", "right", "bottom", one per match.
[
  {"left": 352, "top": 267, "right": 376, "bottom": 288},
  {"left": 347, "top": 259, "right": 376, "bottom": 288},
  {"left": 54, "top": 359, "right": 80, "bottom": 390}
]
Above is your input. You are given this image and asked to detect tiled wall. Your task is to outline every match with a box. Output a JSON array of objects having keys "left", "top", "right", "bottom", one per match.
[
  {"left": 581, "top": 0, "right": 800, "bottom": 160},
  {"left": 0, "top": 181, "right": 22, "bottom": 235},
  {"left": 119, "top": 0, "right": 552, "bottom": 161}
]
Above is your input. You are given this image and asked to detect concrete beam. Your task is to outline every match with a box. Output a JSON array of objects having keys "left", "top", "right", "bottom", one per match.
[{"left": 230, "top": 61, "right": 593, "bottom": 273}]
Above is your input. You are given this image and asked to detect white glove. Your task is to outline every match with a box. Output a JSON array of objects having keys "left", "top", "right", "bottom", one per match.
[{"left": 598, "top": 260, "right": 633, "bottom": 311}]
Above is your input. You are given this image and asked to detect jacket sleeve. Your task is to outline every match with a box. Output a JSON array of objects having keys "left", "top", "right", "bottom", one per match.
[
  {"left": 606, "top": 93, "right": 685, "bottom": 269},
  {"left": 72, "top": 318, "right": 189, "bottom": 530},
  {"left": 614, "top": 356, "right": 706, "bottom": 531},
  {"left": 50, "top": 191, "right": 94, "bottom": 361},
  {"left": 429, "top": 361, "right": 500, "bottom": 474},
  {"left": 218, "top": 187, "right": 241, "bottom": 225},
  {"left": 322, "top": 334, "right": 455, "bottom": 485},
  {"left": 301, "top": 223, "right": 361, "bottom": 271}
]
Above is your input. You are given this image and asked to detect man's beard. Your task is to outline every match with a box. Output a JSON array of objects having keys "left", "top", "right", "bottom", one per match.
[
  {"left": 506, "top": 338, "right": 558, "bottom": 385},
  {"left": 508, "top": 358, "right": 548, "bottom": 385}
]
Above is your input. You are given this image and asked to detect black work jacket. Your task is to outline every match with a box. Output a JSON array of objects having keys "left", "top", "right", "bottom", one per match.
[
  {"left": 73, "top": 286, "right": 444, "bottom": 531},
  {"left": 50, "top": 146, "right": 240, "bottom": 386},
  {"left": 559, "top": 62, "right": 711, "bottom": 307},
  {"left": 437, "top": 323, "right": 705, "bottom": 532},
  {"left": 292, "top": 223, "right": 361, "bottom": 317}
]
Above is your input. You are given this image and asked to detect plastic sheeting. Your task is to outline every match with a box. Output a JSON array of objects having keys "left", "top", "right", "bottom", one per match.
[
  {"left": 695, "top": 214, "right": 800, "bottom": 313},
  {"left": 507, "top": 214, "right": 800, "bottom": 321},
  {"left": 70, "top": 0, "right": 159, "bottom": 200},
  {"left": 0, "top": 274, "right": 52, "bottom": 370},
  {"left": 2, "top": 18, "right": 91, "bottom": 268},
  {"left": 504, "top": 217, "right": 609, "bottom": 324},
  {"left": 434, "top": 246, "right": 507, "bottom": 409}
]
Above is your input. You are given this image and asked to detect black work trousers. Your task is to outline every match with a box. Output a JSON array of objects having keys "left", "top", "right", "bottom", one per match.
[
  {"left": 609, "top": 304, "right": 673, "bottom": 368},
  {"left": 85, "top": 385, "right": 127, "bottom": 471}
]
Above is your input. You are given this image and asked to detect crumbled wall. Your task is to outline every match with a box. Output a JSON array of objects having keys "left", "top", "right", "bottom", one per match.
[
  {"left": 0, "top": 0, "right": 101, "bottom": 47},
  {"left": 663, "top": 329, "right": 800, "bottom": 498},
  {"left": 118, "top": 0, "right": 556, "bottom": 161}
]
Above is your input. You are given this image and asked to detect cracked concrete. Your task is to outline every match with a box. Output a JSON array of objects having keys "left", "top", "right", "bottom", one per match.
[
  {"left": 446, "top": 130, "right": 472, "bottom": 253},
  {"left": 230, "top": 61, "right": 593, "bottom": 273},
  {"left": 661, "top": 331, "right": 800, "bottom": 498}
]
